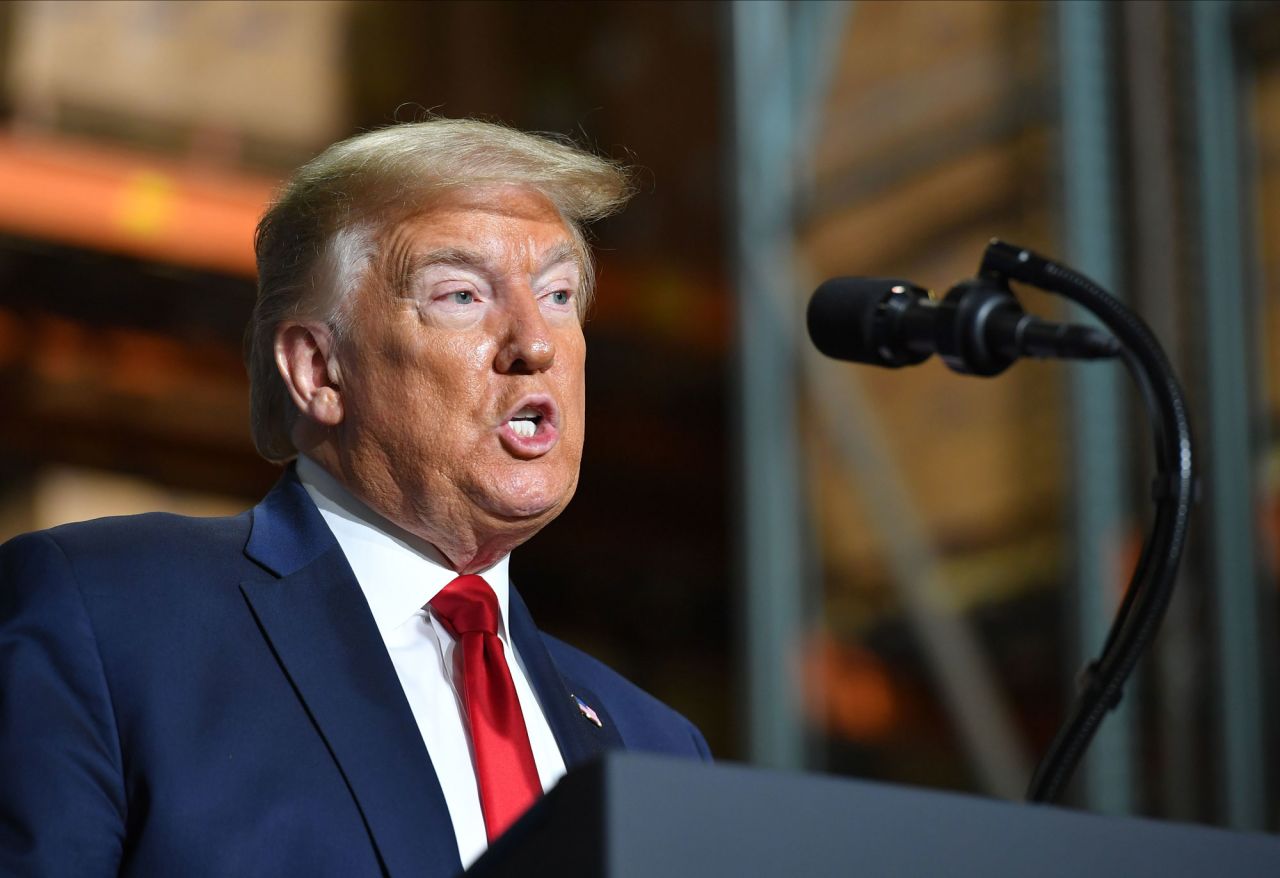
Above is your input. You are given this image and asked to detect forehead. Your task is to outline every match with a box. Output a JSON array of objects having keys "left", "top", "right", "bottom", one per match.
[{"left": 384, "top": 184, "right": 579, "bottom": 270}]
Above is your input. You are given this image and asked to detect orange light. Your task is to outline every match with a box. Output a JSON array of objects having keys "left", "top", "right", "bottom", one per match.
[
  {"left": 0, "top": 131, "right": 278, "bottom": 277},
  {"left": 798, "top": 628, "right": 899, "bottom": 742}
]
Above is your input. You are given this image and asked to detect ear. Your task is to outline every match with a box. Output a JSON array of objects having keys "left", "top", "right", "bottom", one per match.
[{"left": 274, "top": 322, "right": 344, "bottom": 427}]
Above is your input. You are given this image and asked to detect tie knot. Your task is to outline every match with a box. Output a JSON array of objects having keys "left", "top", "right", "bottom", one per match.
[{"left": 431, "top": 574, "right": 501, "bottom": 638}]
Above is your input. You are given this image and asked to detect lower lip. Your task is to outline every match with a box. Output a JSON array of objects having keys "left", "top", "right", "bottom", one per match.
[{"left": 498, "top": 419, "right": 559, "bottom": 458}]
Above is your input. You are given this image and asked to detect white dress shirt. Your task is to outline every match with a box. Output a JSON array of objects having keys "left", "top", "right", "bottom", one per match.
[{"left": 296, "top": 456, "right": 568, "bottom": 870}]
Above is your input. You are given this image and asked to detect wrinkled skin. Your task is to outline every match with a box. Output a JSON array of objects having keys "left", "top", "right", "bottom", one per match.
[{"left": 277, "top": 185, "right": 587, "bottom": 572}]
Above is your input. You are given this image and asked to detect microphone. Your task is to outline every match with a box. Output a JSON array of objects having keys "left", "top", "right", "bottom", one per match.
[{"left": 807, "top": 276, "right": 1121, "bottom": 377}]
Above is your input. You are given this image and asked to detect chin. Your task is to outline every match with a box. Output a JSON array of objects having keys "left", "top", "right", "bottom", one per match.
[
  {"left": 487, "top": 491, "right": 569, "bottom": 523},
  {"left": 481, "top": 470, "right": 577, "bottom": 524}
]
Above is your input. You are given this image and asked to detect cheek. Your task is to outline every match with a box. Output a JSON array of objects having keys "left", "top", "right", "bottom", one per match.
[
  {"left": 392, "top": 332, "right": 497, "bottom": 408},
  {"left": 570, "top": 364, "right": 588, "bottom": 423},
  {"left": 446, "top": 332, "right": 495, "bottom": 372},
  {"left": 558, "top": 330, "right": 588, "bottom": 392}
]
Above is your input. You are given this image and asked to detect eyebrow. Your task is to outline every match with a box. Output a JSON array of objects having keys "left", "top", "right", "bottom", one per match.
[
  {"left": 404, "top": 242, "right": 581, "bottom": 285},
  {"left": 536, "top": 242, "right": 581, "bottom": 275},
  {"left": 408, "top": 247, "right": 487, "bottom": 273}
]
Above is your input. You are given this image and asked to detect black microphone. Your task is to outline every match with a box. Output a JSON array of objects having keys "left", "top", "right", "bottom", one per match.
[{"left": 807, "top": 275, "right": 1121, "bottom": 377}]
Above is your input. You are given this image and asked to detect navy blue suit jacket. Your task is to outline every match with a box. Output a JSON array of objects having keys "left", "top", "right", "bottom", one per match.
[{"left": 0, "top": 471, "right": 710, "bottom": 877}]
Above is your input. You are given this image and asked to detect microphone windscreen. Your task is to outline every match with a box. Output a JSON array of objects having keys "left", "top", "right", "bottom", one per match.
[{"left": 807, "top": 278, "right": 912, "bottom": 364}]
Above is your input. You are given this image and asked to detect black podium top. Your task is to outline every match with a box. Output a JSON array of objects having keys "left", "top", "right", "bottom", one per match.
[{"left": 468, "top": 752, "right": 1280, "bottom": 877}]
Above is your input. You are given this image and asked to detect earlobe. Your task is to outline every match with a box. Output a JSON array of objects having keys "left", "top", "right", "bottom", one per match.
[{"left": 274, "top": 322, "right": 344, "bottom": 427}]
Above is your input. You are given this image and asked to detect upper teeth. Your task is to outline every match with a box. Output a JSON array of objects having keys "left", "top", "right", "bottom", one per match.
[{"left": 508, "top": 407, "right": 541, "bottom": 438}]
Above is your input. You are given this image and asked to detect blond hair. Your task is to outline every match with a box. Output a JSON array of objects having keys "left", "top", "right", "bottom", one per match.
[{"left": 246, "top": 118, "right": 634, "bottom": 462}]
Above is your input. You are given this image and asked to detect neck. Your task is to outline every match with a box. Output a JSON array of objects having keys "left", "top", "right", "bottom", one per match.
[{"left": 294, "top": 451, "right": 529, "bottom": 574}]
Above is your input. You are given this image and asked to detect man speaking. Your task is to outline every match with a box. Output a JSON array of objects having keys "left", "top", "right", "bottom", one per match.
[{"left": 0, "top": 119, "right": 710, "bottom": 876}]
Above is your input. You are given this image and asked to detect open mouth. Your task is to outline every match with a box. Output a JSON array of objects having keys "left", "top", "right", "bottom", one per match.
[{"left": 498, "top": 396, "right": 559, "bottom": 457}]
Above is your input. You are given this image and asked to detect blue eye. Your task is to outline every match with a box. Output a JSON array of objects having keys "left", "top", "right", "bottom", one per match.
[
  {"left": 551, "top": 290, "right": 571, "bottom": 306},
  {"left": 450, "top": 291, "right": 475, "bottom": 305}
]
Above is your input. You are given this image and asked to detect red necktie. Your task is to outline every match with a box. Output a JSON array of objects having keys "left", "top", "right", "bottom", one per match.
[{"left": 431, "top": 574, "right": 542, "bottom": 840}]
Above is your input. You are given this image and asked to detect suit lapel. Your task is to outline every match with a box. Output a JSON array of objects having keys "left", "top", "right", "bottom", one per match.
[
  {"left": 508, "top": 588, "right": 623, "bottom": 768},
  {"left": 241, "top": 473, "right": 462, "bottom": 878}
]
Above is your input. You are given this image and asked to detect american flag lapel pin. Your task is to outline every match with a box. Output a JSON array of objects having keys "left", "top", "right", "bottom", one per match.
[{"left": 572, "top": 694, "right": 603, "bottom": 728}]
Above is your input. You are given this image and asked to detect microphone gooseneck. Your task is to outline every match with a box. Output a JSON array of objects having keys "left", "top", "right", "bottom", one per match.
[{"left": 808, "top": 240, "right": 1194, "bottom": 806}]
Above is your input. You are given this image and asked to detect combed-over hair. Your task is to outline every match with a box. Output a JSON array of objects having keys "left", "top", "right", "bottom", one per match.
[{"left": 245, "top": 118, "right": 634, "bottom": 463}]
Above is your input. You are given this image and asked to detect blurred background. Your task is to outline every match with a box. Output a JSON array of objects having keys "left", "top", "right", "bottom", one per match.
[{"left": 0, "top": 0, "right": 1276, "bottom": 834}]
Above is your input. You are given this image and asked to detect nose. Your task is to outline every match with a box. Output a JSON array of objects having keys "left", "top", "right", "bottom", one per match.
[{"left": 494, "top": 296, "right": 556, "bottom": 374}]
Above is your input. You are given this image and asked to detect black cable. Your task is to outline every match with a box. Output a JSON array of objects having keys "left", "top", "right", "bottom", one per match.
[
  {"left": 978, "top": 240, "right": 1195, "bottom": 804},
  {"left": 1098, "top": 349, "right": 1164, "bottom": 659}
]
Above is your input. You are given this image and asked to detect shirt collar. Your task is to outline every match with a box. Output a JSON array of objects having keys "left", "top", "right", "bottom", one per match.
[{"left": 295, "top": 455, "right": 512, "bottom": 637}]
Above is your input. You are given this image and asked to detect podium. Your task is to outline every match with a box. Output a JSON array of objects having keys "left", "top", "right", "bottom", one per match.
[{"left": 468, "top": 752, "right": 1280, "bottom": 876}]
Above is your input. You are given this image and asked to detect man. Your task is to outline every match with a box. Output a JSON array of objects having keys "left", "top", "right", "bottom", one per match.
[{"left": 0, "top": 119, "right": 710, "bottom": 877}]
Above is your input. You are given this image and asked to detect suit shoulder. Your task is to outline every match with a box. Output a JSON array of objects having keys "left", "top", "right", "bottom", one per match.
[
  {"left": 540, "top": 633, "right": 711, "bottom": 759},
  {"left": 45, "top": 508, "right": 250, "bottom": 546},
  {"left": 3, "top": 509, "right": 253, "bottom": 590}
]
